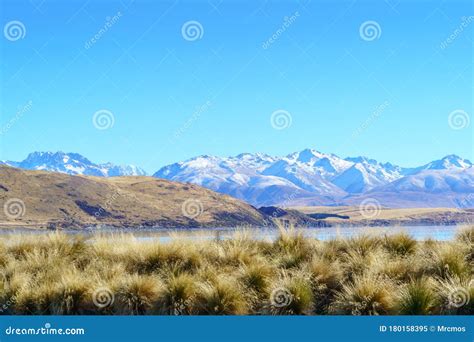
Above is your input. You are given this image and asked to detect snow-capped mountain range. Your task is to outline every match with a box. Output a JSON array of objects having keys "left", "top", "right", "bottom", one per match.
[
  {"left": 1, "top": 152, "right": 147, "bottom": 177},
  {"left": 1, "top": 150, "right": 472, "bottom": 208},
  {"left": 153, "top": 150, "right": 474, "bottom": 208}
]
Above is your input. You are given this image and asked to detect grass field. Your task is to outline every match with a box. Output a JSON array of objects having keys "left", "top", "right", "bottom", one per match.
[
  {"left": 0, "top": 226, "right": 472, "bottom": 315},
  {"left": 291, "top": 206, "right": 472, "bottom": 225}
]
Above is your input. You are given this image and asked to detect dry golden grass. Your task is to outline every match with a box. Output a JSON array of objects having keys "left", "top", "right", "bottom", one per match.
[
  {"left": 0, "top": 225, "right": 472, "bottom": 315},
  {"left": 291, "top": 206, "right": 471, "bottom": 225},
  {"left": 0, "top": 165, "right": 266, "bottom": 228}
]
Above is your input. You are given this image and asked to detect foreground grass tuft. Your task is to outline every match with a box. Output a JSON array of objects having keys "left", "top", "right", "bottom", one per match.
[
  {"left": 396, "top": 277, "right": 437, "bottom": 315},
  {"left": 0, "top": 226, "right": 472, "bottom": 315},
  {"left": 329, "top": 274, "right": 395, "bottom": 315}
]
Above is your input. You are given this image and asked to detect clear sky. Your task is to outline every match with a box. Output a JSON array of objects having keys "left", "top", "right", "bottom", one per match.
[{"left": 1, "top": 0, "right": 472, "bottom": 173}]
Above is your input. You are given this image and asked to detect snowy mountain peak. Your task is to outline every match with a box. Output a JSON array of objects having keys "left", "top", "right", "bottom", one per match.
[
  {"left": 313, "top": 157, "right": 337, "bottom": 173},
  {"left": 285, "top": 148, "right": 334, "bottom": 163},
  {"left": 3, "top": 151, "right": 147, "bottom": 177},
  {"left": 422, "top": 155, "right": 472, "bottom": 170},
  {"left": 294, "top": 148, "right": 322, "bottom": 163},
  {"left": 345, "top": 156, "right": 378, "bottom": 165},
  {"left": 23, "top": 151, "right": 94, "bottom": 167},
  {"left": 3, "top": 149, "right": 472, "bottom": 208},
  {"left": 236, "top": 152, "right": 272, "bottom": 160},
  {"left": 152, "top": 150, "right": 472, "bottom": 207}
]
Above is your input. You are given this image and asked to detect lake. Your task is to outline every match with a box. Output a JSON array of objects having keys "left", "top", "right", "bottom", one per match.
[{"left": 0, "top": 225, "right": 467, "bottom": 242}]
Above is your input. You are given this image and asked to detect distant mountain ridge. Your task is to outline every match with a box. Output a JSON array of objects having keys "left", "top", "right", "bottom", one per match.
[
  {"left": 1, "top": 150, "right": 472, "bottom": 208},
  {"left": 153, "top": 149, "right": 473, "bottom": 208},
  {"left": 1, "top": 152, "right": 147, "bottom": 177}
]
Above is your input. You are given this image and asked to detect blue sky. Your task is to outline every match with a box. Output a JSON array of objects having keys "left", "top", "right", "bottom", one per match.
[{"left": 1, "top": 0, "right": 472, "bottom": 172}]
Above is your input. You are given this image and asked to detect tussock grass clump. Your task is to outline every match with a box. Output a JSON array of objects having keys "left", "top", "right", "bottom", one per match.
[
  {"left": 373, "top": 256, "right": 419, "bottom": 283},
  {"left": 329, "top": 274, "right": 395, "bottom": 315},
  {"left": 456, "top": 226, "right": 474, "bottom": 245},
  {"left": 46, "top": 272, "right": 91, "bottom": 315},
  {"left": 193, "top": 276, "right": 248, "bottom": 315},
  {"left": 0, "top": 226, "right": 472, "bottom": 315},
  {"left": 273, "top": 227, "right": 314, "bottom": 268},
  {"left": 340, "top": 248, "right": 383, "bottom": 282},
  {"left": 382, "top": 233, "right": 417, "bottom": 256},
  {"left": 154, "top": 273, "right": 196, "bottom": 315},
  {"left": 420, "top": 243, "right": 470, "bottom": 279},
  {"left": 343, "top": 234, "right": 381, "bottom": 257},
  {"left": 308, "top": 256, "right": 342, "bottom": 290},
  {"left": 456, "top": 226, "right": 474, "bottom": 263},
  {"left": 115, "top": 274, "right": 161, "bottom": 315},
  {"left": 269, "top": 273, "right": 313, "bottom": 315},
  {"left": 307, "top": 255, "right": 343, "bottom": 314},
  {"left": 396, "top": 277, "right": 438, "bottom": 315},
  {"left": 435, "top": 276, "right": 474, "bottom": 315},
  {"left": 239, "top": 261, "right": 274, "bottom": 294}
]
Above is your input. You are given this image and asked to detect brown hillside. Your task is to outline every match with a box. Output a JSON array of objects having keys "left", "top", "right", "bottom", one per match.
[{"left": 0, "top": 166, "right": 268, "bottom": 229}]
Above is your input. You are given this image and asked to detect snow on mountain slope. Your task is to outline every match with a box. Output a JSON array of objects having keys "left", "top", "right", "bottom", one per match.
[
  {"left": 101, "top": 163, "right": 148, "bottom": 177},
  {"left": 333, "top": 157, "right": 405, "bottom": 193},
  {"left": 407, "top": 155, "right": 473, "bottom": 174},
  {"left": 338, "top": 168, "right": 474, "bottom": 208},
  {"left": 3, "top": 150, "right": 472, "bottom": 208},
  {"left": 154, "top": 149, "right": 404, "bottom": 204},
  {"left": 153, "top": 149, "right": 404, "bottom": 205},
  {"left": 371, "top": 168, "right": 474, "bottom": 193},
  {"left": 154, "top": 156, "right": 234, "bottom": 192},
  {"left": 264, "top": 150, "right": 403, "bottom": 194},
  {"left": 261, "top": 159, "right": 346, "bottom": 195},
  {"left": 153, "top": 150, "right": 473, "bottom": 207},
  {"left": 284, "top": 149, "right": 353, "bottom": 178},
  {"left": 153, "top": 154, "right": 315, "bottom": 205},
  {"left": 1, "top": 152, "right": 147, "bottom": 177}
]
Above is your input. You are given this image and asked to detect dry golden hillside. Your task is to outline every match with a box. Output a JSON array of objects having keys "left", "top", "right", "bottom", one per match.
[
  {"left": 0, "top": 165, "right": 268, "bottom": 229},
  {"left": 291, "top": 206, "right": 473, "bottom": 226}
]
